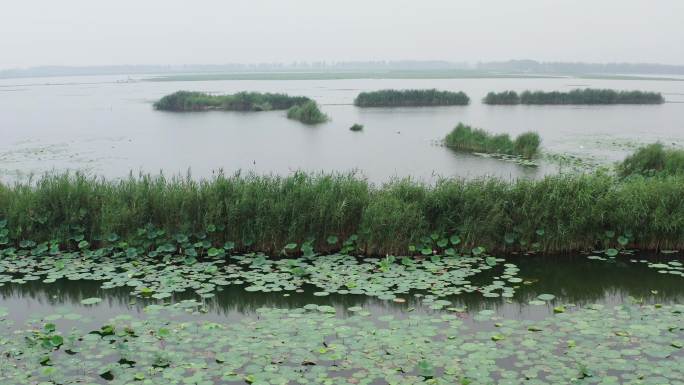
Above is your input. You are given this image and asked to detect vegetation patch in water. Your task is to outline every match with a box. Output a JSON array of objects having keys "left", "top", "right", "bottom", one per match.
[
  {"left": 354, "top": 89, "right": 470, "bottom": 107},
  {"left": 349, "top": 123, "right": 363, "bottom": 132},
  {"left": 286, "top": 101, "right": 329, "bottom": 124},
  {"left": 444, "top": 123, "right": 541, "bottom": 159},
  {"left": 0, "top": 299, "right": 681, "bottom": 384},
  {"left": 484, "top": 89, "right": 664, "bottom": 105},
  {"left": 618, "top": 142, "right": 684, "bottom": 177},
  {"left": 153, "top": 90, "right": 312, "bottom": 111},
  {"left": 482, "top": 90, "right": 521, "bottom": 105},
  {"left": 523, "top": 88, "right": 664, "bottom": 105}
]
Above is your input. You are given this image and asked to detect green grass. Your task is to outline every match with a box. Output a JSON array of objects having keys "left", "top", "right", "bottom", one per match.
[
  {"left": 286, "top": 101, "right": 329, "bottom": 124},
  {"left": 354, "top": 89, "right": 470, "bottom": 107},
  {"left": 350, "top": 124, "right": 364, "bottom": 132},
  {"left": 444, "top": 123, "right": 541, "bottom": 159},
  {"left": 153, "top": 91, "right": 311, "bottom": 111},
  {"left": 618, "top": 143, "right": 684, "bottom": 177},
  {"left": 2, "top": 171, "right": 684, "bottom": 255}
]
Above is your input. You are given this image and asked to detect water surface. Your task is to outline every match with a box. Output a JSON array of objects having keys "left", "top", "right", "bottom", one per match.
[{"left": 1, "top": 75, "right": 683, "bottom": 182}]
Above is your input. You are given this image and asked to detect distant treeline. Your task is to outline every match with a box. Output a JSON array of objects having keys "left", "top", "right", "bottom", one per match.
[
  {"left": 4, "top": 60, "right": 684, "bottom": 79},
  {"left": 354, "top": 89, "right": 470, "bottom": 107},
  {"left": 477, "top": 59, "right": 684, "bottom": 75},
  {"left": 444, "top": 123, "right": 540, "bottom": 159},
  {"left": 154, "top": 91, "right": 311, "bottom": 112},
  {"left": 483, "top": 89, "right": 665, "bottom": 105}
]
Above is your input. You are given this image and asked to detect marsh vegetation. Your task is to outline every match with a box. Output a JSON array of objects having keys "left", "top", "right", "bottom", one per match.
[
  {"left": 444, "top": 123, "right": 541, "bottom": 159},
  {"left": 618, "top": 142, "right": 684, "bottom": 177},
  {"left": 483, "top": 88, "right": 665, "bottom": 105},
  {"left": 354, "top": 89, "right": 470, "bottom": 107},
  {"left": 153, "top": 91, "right": 312, "bottom": 111},
  {"left": 2, "top": 171, "right": 684, "bottom": 255},
  {"left": 286, "top": 101, "right": 329, "bottom": 124}
]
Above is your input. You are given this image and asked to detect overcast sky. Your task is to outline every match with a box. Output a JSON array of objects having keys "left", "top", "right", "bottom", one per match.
[{"left": 1, "top": 0, "right": 682, "bottom": 69}]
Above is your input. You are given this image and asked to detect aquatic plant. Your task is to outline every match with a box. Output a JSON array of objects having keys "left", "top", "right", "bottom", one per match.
[
  {"left": 444, "top": 123, "right": 541, "bottom": 159},
  {"left": 350, "top": 123, "right": 364, "bottom": 131},
  {"left": 617, "top": 142, "right": 684, "bottom": 177},
  {"left": 482, "top": 89, "right": 665, "bottom": 105},
  {"left": 0, "top": 246, "right": 521, "bottom": 301},
  {"left": 483, "top": 90, "right": 521, "bottom": 105},
  {"left": 354, "top": 89, "right": 470, "bottom": 107},
  {"left": 518, "top": 88, "right": 665, "bottom": 105},
  {"left": 153, "top": 91, "right": 312, "bottom": 111},
  {"left": 0, "top": 301, "right": 681, "bottom": 383},
  {"left": 286, "top": 101, "right": 329, "bottom": 124},
  {"left": 2, "top": 171, "right": 684, "bottom": 254}
]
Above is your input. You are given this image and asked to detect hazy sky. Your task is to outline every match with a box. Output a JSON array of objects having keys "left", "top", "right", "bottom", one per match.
[{"left": 1, "top": 0, "right": 683, "bottom": 69}]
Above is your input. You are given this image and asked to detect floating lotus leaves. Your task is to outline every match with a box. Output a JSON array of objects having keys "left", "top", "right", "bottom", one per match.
[{"left": 80, "top": 297, "right": 102, "bottom": 305}]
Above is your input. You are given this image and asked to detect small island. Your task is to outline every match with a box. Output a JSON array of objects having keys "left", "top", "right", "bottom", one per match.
[
  {"left": 444, "top": 123, "right": 541, "bottom": 159},
  {"left": 286, "top": 101, "right": 329, "bottom": 124},
  {"left": 483, "top": 88, "right": 664, "bottom": 105},
  {"left": 354, "top": 89, "right": 470, "bottom": 107},
  {"left": 154, "top": 91, "right": 312, "bottom": 111}
]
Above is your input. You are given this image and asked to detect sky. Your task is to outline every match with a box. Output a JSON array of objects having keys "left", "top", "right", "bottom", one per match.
[{"left": 1, "top": 0, "right": 683, "bottom": 69}]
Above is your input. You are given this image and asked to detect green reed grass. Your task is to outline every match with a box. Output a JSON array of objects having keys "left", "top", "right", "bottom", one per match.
[
  {"left": 354, "top": 89, "right": 470, "bottom": 107},
  {"left": 2, "top": 171, "right": 684, "bottom": 255},
  {"left": 153, "top": 91, "right": 311, "bottom": 111},
  {"left": 618, "top": 143, "right": 684, "bottom": 177},
  {"left": 483, "top": 91, "right": 520, "bottom": 105},
  {"left": 444, "top": 123, "right": 540, "bottom": 159},
  {"left": 483, "top": 89, "right": 664, "bottom": 105},
  {"left": 286, "top": 101, "right": 329, "bottom": 124}
]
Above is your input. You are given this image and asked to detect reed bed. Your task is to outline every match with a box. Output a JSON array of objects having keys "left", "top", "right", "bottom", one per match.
[
  {"left": 618, "top": 143, "right": 684, "bottom": 177},
  {"left": 1, "top": 171, "right": 684, "bottom": 255},
  {"left": 286, "top": 101, "right": 329, "bottom": 124},
  {"left": 444, "top": 123, "right": 541, "bottom": 159},
  {"left": 483, "top": 89, "right": 664, "bottom": 105},
  {"left": 153, "top": 91, "right": 311, "bottom": 111},
  {"left": 354, "top": 89, "right": 470, "bottom": 107}
]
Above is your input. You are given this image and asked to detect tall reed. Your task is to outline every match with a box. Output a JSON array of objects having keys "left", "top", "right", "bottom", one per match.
[
  {"left": 444, "top": 123, "right": 540, "bottom": 159},
  {"left": 154, "top": 91, "right": 311, "bottom": 111},
  {"left": 354, "top": 89, "right": 470, "bottom": 107},
  {"left": 618, "top": 143, "right": 684, "bottom": 177},
  {"left": 2, "top": 171, "right": 684, "bottom": 254},
  {"left": 482, "top": 89, "right": 664, "bottom": 105}
]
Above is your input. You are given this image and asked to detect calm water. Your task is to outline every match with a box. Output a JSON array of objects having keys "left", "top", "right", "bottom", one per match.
[
  {"left": 1, "top": 254, "right": 681, "bottom": 328},
  {"left": 1, "top": 75, "right": 683, "bottom": 182}
]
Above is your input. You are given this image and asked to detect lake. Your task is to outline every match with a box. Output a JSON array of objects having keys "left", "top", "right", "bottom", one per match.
[
  {"left": 1, "top": 75, "right": 683, "bottom": 183},
  {"left": 1, "top": 74, "right": 684, "bottom": 383}
]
